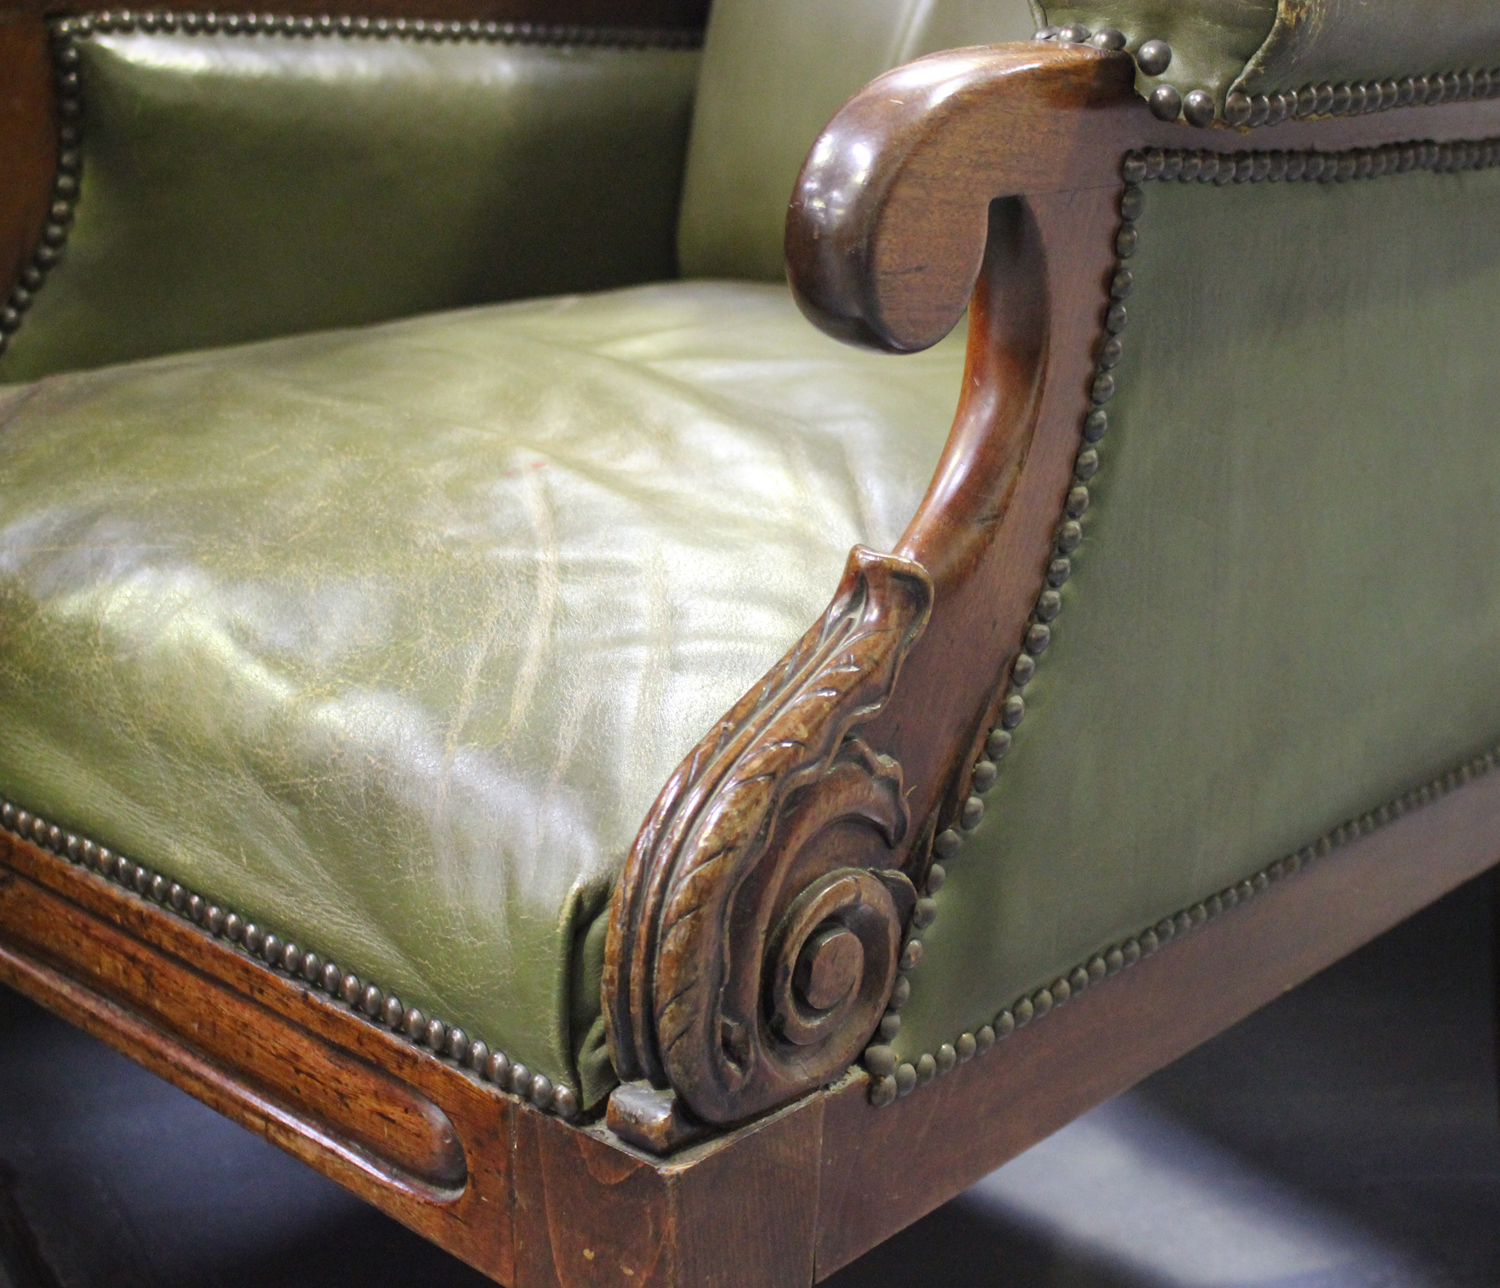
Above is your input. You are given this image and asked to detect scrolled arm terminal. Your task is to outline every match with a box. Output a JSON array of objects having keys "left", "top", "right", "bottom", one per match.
[{"left": 785, "top": 42, "right": 1137, "bottom": 353}]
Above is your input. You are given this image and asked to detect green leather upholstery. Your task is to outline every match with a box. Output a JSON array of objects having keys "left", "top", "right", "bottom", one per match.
[
  {"left": 0, "top": 29, "right": 699, "bottom": 383},
  {"left": 1040, "top": 1, "right": 1272, "bottom": 108},
  {"left": 895, "top": 163, "right": 1500, "bottom": 1064},
  {"left": 1235, "top": 0, "right": 1500, "bottom": 99},
  {"left": 677, "top": 0, "right": 1036, "bottom": 281},
  {"left": 1040, "top": 0, "right": 1500, "bottom": 114},
  {"left": 0, "top": 281, "right": 966, "bottom": 1104},
  {"left": 7, "top": 0, "right": 1500, "bottom": 1125}
]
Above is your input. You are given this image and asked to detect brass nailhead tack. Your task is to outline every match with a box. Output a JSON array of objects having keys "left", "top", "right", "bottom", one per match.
[
  {"left": 1183, "top": 89, "right": 1216, "bottom": 127},
  {"left": 1135, "top": 39, "right": 1171, "bottom": 76},
  {"left": 447, "top": 1027, "right": 470, "bottom": 1062},
  {"left": 1148, "top": 85, "right": 1182, "bottom": 122},
  {"left": 961, "top": 795, "right": 984, "bottom": 829}
]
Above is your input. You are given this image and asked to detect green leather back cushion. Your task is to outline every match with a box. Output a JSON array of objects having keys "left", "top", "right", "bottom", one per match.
[
  {"left": 894, "top": 161, "right": 1500, "bottom": 1065},
  {"left": 676, "top": 0, "right": 1037, "bottom": 281},
  {"left": 0, "top": 26, "right": 700, "bottom": 382}
]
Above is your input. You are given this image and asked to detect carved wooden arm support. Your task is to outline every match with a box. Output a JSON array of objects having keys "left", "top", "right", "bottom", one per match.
[
  {"left": 603, "top": 43, "right": 1143, "bottom": 1151},
  {"left": 602, "top": 36, "right": 1500, "bottom": 1149},
  {"left": 604, "top": 548, "right": 932, "bottom": 1141}
]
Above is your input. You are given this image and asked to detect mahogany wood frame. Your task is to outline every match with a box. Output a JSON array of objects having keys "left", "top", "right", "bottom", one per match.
[
  {"left": 4, "top": 751, "right": 1498, "bottom": 1284},
  {"left": 3, "top": 33, "right": 1500, "bottom": 1287}
]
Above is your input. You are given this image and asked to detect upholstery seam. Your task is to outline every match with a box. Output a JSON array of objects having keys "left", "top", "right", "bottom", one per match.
[
  {"left": 0, "top": 9, "right": 702, "bottom": 364},
  {"left": 0, "top": 796, "right": 584, "bottom": 1119},
  {"left": 1032, "top": 23, "right": 1500, "bottom": 128},
  {"left": 862, "top": 131, "right": 1500, "bottom": 1106}
]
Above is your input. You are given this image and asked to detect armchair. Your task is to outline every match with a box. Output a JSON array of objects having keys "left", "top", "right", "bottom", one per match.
[{"left": 3, "top": 0, "right": 1500, "bottom": 1283}]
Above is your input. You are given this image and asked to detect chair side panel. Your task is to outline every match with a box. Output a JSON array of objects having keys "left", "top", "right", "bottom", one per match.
[{"left": 895, "top": 157, "right": 1500, "bottom": 1065}]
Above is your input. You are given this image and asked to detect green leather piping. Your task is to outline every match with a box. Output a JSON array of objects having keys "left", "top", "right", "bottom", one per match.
[
  {"left": 860, "top": 130, "right": 1500, "bottom": 1107},
  {"left": 0, "top": 9, "right": 703, "bottom": 366},
  {"left": 0, "top": 792, "right": 585, "bottom": 1118}
]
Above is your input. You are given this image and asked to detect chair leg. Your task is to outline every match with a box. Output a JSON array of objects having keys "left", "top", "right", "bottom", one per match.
[{"left": 513, "top": 1094, "right": 822, "bottom": 1288}]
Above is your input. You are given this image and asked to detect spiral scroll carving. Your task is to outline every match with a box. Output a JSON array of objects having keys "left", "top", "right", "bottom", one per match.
[{"left": 603, "top": 545, "right": 934, "bottom": 1129}]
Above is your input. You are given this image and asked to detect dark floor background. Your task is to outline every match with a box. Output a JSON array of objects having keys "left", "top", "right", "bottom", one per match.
[{"left": 3, "top": 873, "right": 1497, "bottom": 1288}]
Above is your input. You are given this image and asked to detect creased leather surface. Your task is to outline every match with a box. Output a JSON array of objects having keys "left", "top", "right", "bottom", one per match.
[
  {"left": 1040, "top": 1, "right": 1275, "bottom": 106},
  {"left": 896, "top": 164, "right": 1500, "bottom": 1063},
  {"left": 1040, "top": 1, "right": 1500, "bottom": 108},
  {"left": 0, "top": 280, "right": 965, "bottom": 1100},
  {"left": 677, "top": 0, "right": 1036, "bottom": 281},
  {"left": 0, "top": 33, "right": 699, "bottom": 383},
  {"left": 1235, "top": 1, "right": 1500, "bottom": 97}
]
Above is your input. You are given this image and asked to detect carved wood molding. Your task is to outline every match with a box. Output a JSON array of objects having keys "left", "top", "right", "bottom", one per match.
[{"left": 603, "top": 546, "right": 933, "bottom": 1139}]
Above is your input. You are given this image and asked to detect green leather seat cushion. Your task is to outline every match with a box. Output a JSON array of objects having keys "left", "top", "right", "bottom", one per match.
[{"left": 0, "top": 280, "right": 964, "bottom": 1104}]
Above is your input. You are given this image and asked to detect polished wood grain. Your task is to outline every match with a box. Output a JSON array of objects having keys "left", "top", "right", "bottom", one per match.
[
  {"left": 516, "top": 1097, "right": 820, "bottom": 1287},
  {"left": 0, "top": 830, "right": 517, "bottom": 1282},
  {"left": 875, "top": 184, "right": 1120, "bottom": 859},
  {"left": 0, "top": 825, "right": 829, "bottom": 1286},
  {"left": 0, "top": 869, "right": 467, "bottom": 1189},
  {"left": 785, "top": 45, "right": 1137, "bottom": 354},
  {"left": 6, "top": 31, "right": 1500, "bottom": 1288},
  {"left": 788, "top": 44, "right": 1500, "bottom": 353},
  {"left": 605, "top": 41, "right": 1500, "bottom": 1144},
  {"left": 790, "top": 42, "right": 1500, "bottom": 863},
  {"left": 5, "top": 737, "right": 1499, "bottom": 1286},
  {"left": 0, "top": 12, "right": 53, "bottom": 323}
]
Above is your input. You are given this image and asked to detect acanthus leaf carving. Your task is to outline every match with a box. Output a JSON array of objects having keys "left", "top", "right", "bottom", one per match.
[{"left": 603, "top": 545, "right": 933, "bottom": 1132}]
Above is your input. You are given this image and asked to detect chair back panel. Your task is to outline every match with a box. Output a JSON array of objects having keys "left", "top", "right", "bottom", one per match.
[
  {"left": 0, "top": 24, "right": 699, "bottom": 382},
  {"left": 676, "top": 0, "right": 1037, "bottom": 282}
]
